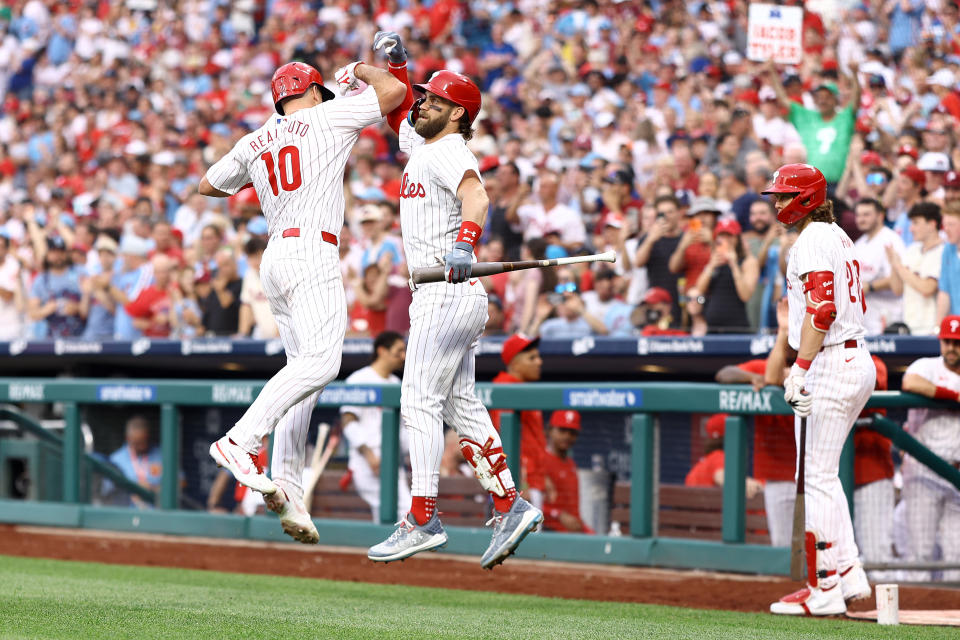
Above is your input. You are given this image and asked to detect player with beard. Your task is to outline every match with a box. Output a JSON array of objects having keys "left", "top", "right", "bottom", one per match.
[{"left": 356, "top": 31, "right": 542, "bottom": 569}]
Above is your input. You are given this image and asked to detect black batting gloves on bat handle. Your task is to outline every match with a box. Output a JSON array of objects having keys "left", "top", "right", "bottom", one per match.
[{"left": 444, "top": 241, "right": 474, "bottom": 283}]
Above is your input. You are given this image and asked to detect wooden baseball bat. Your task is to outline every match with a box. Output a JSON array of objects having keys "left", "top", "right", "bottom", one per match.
[
  {"left": 411, "top": 250, "right": 617, "bottom": 285},
  {"left": 790, "top": 416, "right": 806, "bottom": 581},
  {"left": 301, "top": 423, "right": 330, "bottom": 513}
]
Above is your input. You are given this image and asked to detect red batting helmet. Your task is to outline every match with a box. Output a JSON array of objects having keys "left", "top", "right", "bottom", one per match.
[
  {"left": 413, "top": 70, "right": 481, "bottom": 123},
  {"left": 271, "top": 62, "right": 335, "bottom": 115},
  {"left": 761, "top": 163, "right": 828, "bottom": 225}
]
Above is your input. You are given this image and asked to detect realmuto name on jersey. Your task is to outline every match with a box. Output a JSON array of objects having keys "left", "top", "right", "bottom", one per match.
[
  {"left": 248, "top": 119, "right": 310, "bottom": 152},
  {"left": 400, "top": 173, "right": 426, "bottom": 198}
]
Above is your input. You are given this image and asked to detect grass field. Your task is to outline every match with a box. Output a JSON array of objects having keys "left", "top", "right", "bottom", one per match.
[{"left": 0, "top": 555, "right": 955, "bottom": 640}]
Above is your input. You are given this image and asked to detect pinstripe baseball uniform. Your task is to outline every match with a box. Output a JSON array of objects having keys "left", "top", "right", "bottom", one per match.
[
  {"left": 901, "top": 356, "right": 960, "bottom": 581},
  {"left": 786, "top": 221, "right": 875, "bottom": 584},
  {"left": 397, "top": 118, "right": 517, "bottom": 499},
  {"left": 204, "top": 87, "right": 384, "bottom": 494}
]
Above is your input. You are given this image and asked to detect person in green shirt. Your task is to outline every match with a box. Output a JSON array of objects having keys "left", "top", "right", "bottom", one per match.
[{"left": 764, "top": 61, "right": 862, "bottom": 185}]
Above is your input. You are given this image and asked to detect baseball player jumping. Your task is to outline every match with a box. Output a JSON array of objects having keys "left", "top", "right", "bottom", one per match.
[
  {"left": 200, "top": 61, "right": 405, "bottom": 543},
  {"left": 763, "top": 164, "right": 875, "bottom": 615},
  {"left": 363, "top": 31, "right": 543, "bottom": 568}
]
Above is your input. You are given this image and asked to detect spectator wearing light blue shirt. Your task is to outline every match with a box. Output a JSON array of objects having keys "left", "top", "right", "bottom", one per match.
[
  {"left": 108, "top": 236, "right": 153, "bottom": 340},
  {"left": 536, "top": 269, "right": 607, "bottom": 339},
  {"left": 938, "top": 208, "right": 960, "bottom": 318},
  {"left": 81, "top": 235, "right": 119, "bottom": 339},
  {"left": 887, "top": 0, "right": 925, "bottom": 58},
  {"left": 107, "top": 415, "right": 164, "bottom": 508}
]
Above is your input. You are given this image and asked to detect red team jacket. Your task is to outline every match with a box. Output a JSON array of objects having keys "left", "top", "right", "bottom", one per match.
[
  {"left": 737, "top": 360, "right": 796, "bottom": 482},
  {"left": 489, "top": 372, "right": 546, "bottom": 491},
  {"left": 684, "top": 449, "right": 725, "bottom": 487},
  {"left": 541, "top": 449, "right": 589, "bottom": 532}
]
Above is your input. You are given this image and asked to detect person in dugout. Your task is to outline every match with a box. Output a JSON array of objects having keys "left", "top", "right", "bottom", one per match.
[{"left": 542, "top": 410, "right": 593, "bottom": 533}]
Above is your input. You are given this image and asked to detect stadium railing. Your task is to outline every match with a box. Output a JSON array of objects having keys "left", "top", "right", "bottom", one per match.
[{"left": 0, "top": 378, "right": 957, "bottom": 575}]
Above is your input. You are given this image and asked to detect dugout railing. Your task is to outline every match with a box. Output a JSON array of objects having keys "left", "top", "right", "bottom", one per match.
[{"left": 0, "top": 378, "right": 958, "bottom": 576}]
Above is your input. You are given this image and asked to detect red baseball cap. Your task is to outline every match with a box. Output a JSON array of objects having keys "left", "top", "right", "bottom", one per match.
[
  {"left": 944, "top": 170, "right": 960, "bottom": 189},
  {"left": 734, "top": 89, "right": 760, "bottom": 106},
  {"left": 706, "top": 413, "right": 727, "bottom": 439},
  {"left": 897, "top": 144, "right": 920, "bottom": 160},
  {"left": 822, "top": 59, "right": 838, "bottom": 71},
  {"left": 714, "top": 218, "right": 742, "bottom": 237},
  {"left": 550, "top": 410, "right": 581, "bottom": 430},
  {"left": 860, "top": 151, "right": 884, "bottom": 168},
  {"left": 479, "top": 155, "right": 500, "bottom": 173},
  {"left": 642, "top": 287, "right": 673, "bottom": 306},
  {"left": 939, "top": 315, "right": 960, "bottom": 340},
  {"left": 653, "top": 81, "right": 672, "bottom": 91},
  {"left": 501, "top": 333, "right": 541, "bottom": 366},
  {"left": 902, "top": 165, "right": 926, "bottom": 185}
]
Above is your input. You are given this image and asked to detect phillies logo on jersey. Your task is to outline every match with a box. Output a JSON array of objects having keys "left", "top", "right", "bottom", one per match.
[{"left": 400, "top": 173, "right": 426, "bottom": 198}]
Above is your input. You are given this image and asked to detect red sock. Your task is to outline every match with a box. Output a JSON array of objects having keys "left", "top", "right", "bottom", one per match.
[
  {"left": 492, "top": 487, "right": 517, "bottom": 513},
  {"left": 410, "top": 496, "right": 436, "bottom": 525}
]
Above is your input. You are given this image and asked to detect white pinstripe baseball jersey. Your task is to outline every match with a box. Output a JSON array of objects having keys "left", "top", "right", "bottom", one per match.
[
  {"left": 205, "top": 87, "right": 384, "bottom": 236},
  {"left": 786, "top": 222, "right": 866, "bottom": 350},
  {"left": 397, "top": 119, "right": 483, "bottom": 272},
  {"left": 903, "top": 356, "right": 960, "bottom": 465}
]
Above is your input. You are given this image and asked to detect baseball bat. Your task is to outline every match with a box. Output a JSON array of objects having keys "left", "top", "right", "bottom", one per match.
[
  {"left": 410, "top": 250, "right": 617, "bottom": 285},
  {"left": 302, "top": 423, "right": 330, "bottom": 513},
  {"left": 790, "top": 416, "right": 807, "bottom": 581}
]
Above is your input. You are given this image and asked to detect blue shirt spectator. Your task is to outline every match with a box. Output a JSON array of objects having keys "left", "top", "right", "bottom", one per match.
[
  {"left": 107, "top": 416, "right": 164, "bottom": 508},
  {"left": 888, "top": 0, "right": 925, "bottom": 55},
  {"left": 940, "top": 242, "right": 960, "bottom": 316},
  {"left": 28, "top": 238, "right": 84, "bottom": 338}
]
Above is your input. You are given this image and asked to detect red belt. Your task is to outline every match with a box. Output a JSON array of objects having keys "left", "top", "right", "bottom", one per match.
[
  {"left": 281, "top": 227, "right": 337, "bottom": 246},
  {"left": 820, "top": 339, "right": 858, "bottom": 352}
]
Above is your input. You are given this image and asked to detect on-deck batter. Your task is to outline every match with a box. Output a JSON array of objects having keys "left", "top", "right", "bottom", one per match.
[
  {"left": 763, "top": 164, "right": 875, "bottom": 616},
  {"left": 364, "top": 31, "right": 543, "bottom": 568},
  {"left": 200, "top": 61, "right": 405, "bottom": 544}
]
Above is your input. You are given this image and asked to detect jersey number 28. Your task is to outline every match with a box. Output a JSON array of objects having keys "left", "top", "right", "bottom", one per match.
[
  {"left": 260, "top": 146, "right": 302, "bottom": 196},
  {"left": 845, "top": 260, "right": 866, "bottom": 313}
]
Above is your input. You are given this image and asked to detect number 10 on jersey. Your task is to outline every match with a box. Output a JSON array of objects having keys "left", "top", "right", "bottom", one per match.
[{"left": 260, "top": 145, "right": 302, "bottom": 196}]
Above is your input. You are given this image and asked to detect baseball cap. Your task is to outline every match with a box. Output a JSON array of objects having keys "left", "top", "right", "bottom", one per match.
[
  {"left": 897, "top": 144, "right": 920, "bottom": 160},
  {"left": 246, "top": 216, "right": 268, "bottom": 236},
  {"left": 544, "top": 244, "right": 568, "bottom": 259},
  {"left": 813, "top": 82, "right": 839, "bottom": 97},
  {"left": 357, "top": 186, "right": 387, "bottom": 202},
  {"left": 359, "top": 204, "right": 383, "bottom": 223},
  {"left": 602, "top": 213, "right": 625, "bottom": 229},
  {"left": 860, "top": 151, "right": 884, "bottom": 168},
  {"left": 944, "top": 170, "right": 960, "bottom": 189},
  {"left": 928, "top": 69, "right": 956, "bottom": 88},
  {"left": 705, "top": 414, "right": 727, "bottom": 439},
  {"left": 902, "top": 165, "right": 926, "bottom": 185},
  {"left": 603, "top": 169, "right": 632, "bottom": 185},
  {"left": 46, "top": 236, "right": 67, "bottom": 251},
  {"left": 569, "top": 83, "right": 590, "bottom": 97},
  {"left": 488, "top": 293, "right": 504, "bottom": 311},
  {"left": 119, "top": 235, "right": 150, "bottom": 257},
  {"left": 70, "top": 242, "right": 90, "bottom": 253},
  {"left": 479, "top": 155, "right": 500, "bottom": 173},
  {"left": 939, "top": 315, "right": 960, "bottom": 340},
  {"left": 642, "top": 287, "right": 673, "bottom": 306},
  {"left": 918, "top": 152, "right": 951, "bottom": 172},
  {"left": 549, "top": 410, "right": 582, "bottom": 431},
  {"left": 594, "top": 111, "right": 616, "bottom": 128},
  {"left": 94, "top": 235, "right": 119, "bottom": 253},
  {"left": 714, "top": 218, "right": 742, "bottom": 237},
  {"left": 501, "top": 333, "right": 541, "bottom": 367},
  {"left": 688, "top": 196, "right": 722, "bottom": 216}
]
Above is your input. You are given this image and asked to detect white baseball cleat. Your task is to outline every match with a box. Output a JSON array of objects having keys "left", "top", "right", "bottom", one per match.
[
  {"left": 264, "top": 483, "right": 319, "bottom": 544},
  {"left": 839, "top": 563, "right": 871, "bottom": 602},
  {"left": 209, "top": 436, "right": 277, "bottom": 496},
  {"left": 770, "top": 582, "right": 846, "bottom": 616}
]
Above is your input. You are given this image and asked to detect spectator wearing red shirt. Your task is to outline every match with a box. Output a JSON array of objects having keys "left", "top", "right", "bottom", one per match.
[
  {"left": 685, "top": 413, "right": 763, "bottom": 499},
  {"left": 490, "top": 333, "right": 546, "bottom": 508},
  {"left": 542, "top": 410, "right": 591, "bottom": 533},
  {"left": 150, "top": 221, "right": 184, "bottom": 266},
  {"left": 125, "top": 254, "right": 177, "bottom": 338}
]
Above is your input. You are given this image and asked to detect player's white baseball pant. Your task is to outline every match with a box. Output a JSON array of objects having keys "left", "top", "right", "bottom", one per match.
[
  {"left": 762, "top": 480, "right": 796, "bottom": 547},
  {"left": 402, "top": 284, "right": 517, "bottom": 497},
  {"left": 800, "top": 341, "right": 874, "bottom": 586},
  {"left": 853, "top": 478, "right": 895, "bottom": 579},
  {"left": 902, "top": 469, "right": 960, "bottom": 582},
  {"left": 353, "top": 465, "right": 413, "bottom": 522},
  {"left": 227, "top": 233, "right": 346, "bottom": 494}
]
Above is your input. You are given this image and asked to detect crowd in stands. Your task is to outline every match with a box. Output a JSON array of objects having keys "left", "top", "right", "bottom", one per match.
[{"left": 5, "top": 0, "right": 960, "bottom": 339}]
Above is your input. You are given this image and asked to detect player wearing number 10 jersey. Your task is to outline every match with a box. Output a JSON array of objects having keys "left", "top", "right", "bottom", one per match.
[
  {"left": 198, "top": 61, "right": 405, "bottom": 544},
  {"left": 763, "top": 164, "right": 875, "bottom": 616}
]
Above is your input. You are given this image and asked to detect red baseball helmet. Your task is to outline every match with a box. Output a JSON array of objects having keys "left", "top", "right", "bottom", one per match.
[
  {"left": 761, "top": 163, "right": 828, "bottom": 225},
  {"left": 414, "top": 70, "right": 481, "bottom": 123},
  {"left": 271, "top": 62, "right": 335, "bottom": 115}
]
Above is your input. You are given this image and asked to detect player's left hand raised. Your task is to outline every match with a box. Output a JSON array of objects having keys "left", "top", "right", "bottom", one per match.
[{"left": 443, "top": 242, "right": 474, "bottom": 283}]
